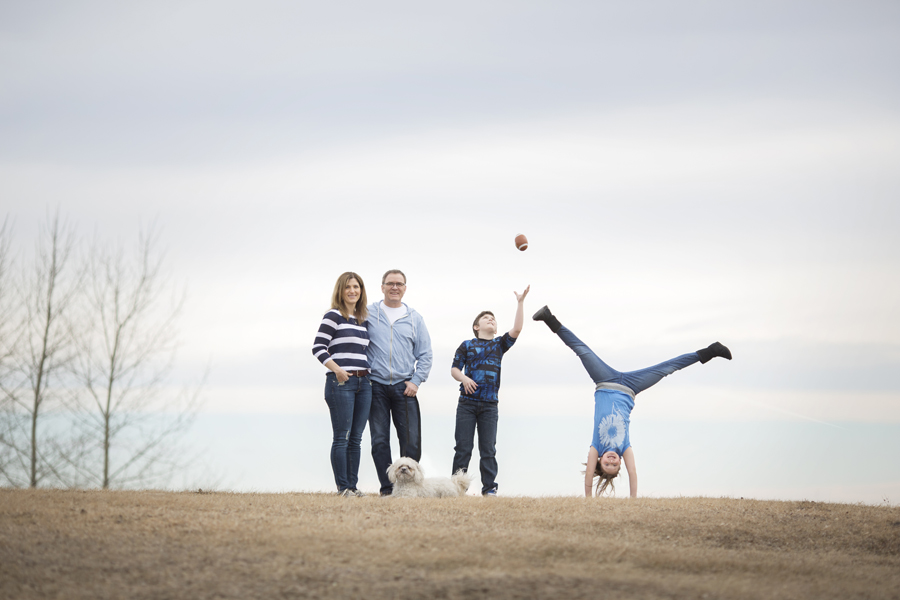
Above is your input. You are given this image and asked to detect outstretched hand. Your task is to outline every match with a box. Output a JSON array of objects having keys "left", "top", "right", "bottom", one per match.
[
  {"left": 514, "top": 285, "right": 530, "bottom": 303},
  {"left": 509, "top": 285, "right": 530, "bottom": 338}
]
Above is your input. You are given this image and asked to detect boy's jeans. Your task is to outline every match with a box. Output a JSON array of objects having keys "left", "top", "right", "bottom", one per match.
[
  {"left": 323, "top": 372, "right": 372, "bottom": 492},
  {"left": 556, "top": 326, "right": 699, "bottom": 394},
  {"left": 369, "top": 381, "right": 422, "bottom": 495},
  {"left": 452, "top": 399, "right": 499, "bottom": 495}
]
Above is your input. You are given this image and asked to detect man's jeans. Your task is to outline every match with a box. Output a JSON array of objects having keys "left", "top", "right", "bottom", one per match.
[
  {"left": 556, "top": 326, "right": 699, "bottom": 394},
  {"left": 369, "top": 381, "right": 422, "bottom": 495},
  {"left": 452, "top": 399, "right": 499, "bottom": 495},
  {"left": 323, "top": 372, "right": 372, "bottom": 492}
]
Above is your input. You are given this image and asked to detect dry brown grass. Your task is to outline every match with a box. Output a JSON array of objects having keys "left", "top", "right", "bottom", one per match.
[{"left": 2, "top": 489, "right": 899, "bottom": 599}]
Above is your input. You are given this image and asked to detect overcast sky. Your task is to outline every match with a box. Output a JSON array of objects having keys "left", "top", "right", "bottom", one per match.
[{"left": 2, "top": 1, "right": 899, "bottom": 501}]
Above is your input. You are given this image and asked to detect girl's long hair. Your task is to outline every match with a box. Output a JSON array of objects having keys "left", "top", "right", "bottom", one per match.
[
  {"left": 331, "top": 272, "right": 368, "bottom": 323},
  {"left": 583, "top": 462, "right": 618, "bottom": 497}
]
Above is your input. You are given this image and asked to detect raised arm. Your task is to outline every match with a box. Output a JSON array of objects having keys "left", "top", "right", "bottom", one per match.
[
  {"left": 622, "top": 446, "right": 637, "bottom": 498},
  {"left": 509, "top": 285, "right": 530, "bottom": 338},
  {"left": 584, "top": 446, "right": 599, "bottom": 497}
]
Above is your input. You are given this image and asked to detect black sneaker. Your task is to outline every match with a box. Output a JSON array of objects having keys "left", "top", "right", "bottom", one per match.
[
  {"left": 697, "top": 341, "right": 732, "bottom": 364},
  {"left": 532, "top": 306, "right": 552, "bottom": 321},
  {"left": 532, "top": 306, "right": 562, "bottom": 333}
]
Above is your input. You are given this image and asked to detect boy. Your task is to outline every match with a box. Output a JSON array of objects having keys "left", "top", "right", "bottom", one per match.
[{"left": 450, "top": 286, "right": 529, "bottom": 496}]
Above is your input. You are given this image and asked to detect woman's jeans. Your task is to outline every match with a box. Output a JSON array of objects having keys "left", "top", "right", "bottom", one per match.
[
  {"left": 556, "top": 326, "right": 699, "bottom": 394},
  {"left": 324, "top": 372, "right": 372, "bottom": 492},
  {"left": 452, "top": 399, "right": 499, "bottom": 495}
]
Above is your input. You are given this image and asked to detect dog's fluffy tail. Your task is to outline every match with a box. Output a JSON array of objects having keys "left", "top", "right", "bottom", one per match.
[{"left": 451, "top": 469, "right": 474, "bottom": 496}]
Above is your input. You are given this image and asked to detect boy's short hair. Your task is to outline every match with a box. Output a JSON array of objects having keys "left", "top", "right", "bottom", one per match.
[{"left": 472, "top": 310, "right": 494, "bottom": 337}]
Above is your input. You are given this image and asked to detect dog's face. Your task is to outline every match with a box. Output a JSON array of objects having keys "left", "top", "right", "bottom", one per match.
[{"left": 387, "top": 457, "right": 425, "bottom": 486}]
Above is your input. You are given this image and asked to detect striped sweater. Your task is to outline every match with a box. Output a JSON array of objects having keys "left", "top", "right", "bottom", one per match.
[{"left": 312, "top": 309, "right": 370, "bottom": 371}]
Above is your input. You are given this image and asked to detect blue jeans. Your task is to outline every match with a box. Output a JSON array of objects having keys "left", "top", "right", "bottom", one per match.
[
  {"left": 323, "top": 372, "right": 372, "bottom": 492},
  {"left": 557, "top": 326, "right": 699, "bottom": 394},
  {"left": 369, "top": 381, "right": 422, "bottom": 495},
  {"left": 452, "top": 399, "right": 499, "bottom": 495}
]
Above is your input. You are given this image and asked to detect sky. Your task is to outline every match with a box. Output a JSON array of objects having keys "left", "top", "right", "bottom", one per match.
[{"left": 2, "top": 1, "right": 899, "bottom": 503}]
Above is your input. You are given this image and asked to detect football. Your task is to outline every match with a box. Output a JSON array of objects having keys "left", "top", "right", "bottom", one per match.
[{"left": 515, "top": 234, "right": 528, "bottom": 251}]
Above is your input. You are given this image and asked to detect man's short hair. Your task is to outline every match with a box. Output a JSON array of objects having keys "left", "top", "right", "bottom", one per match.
[
  {"left": 381, "top": 269, "right": 407, "bottom": 285},
  {"left": 472, "top": 310, "right": 494, "bottom": 337}
]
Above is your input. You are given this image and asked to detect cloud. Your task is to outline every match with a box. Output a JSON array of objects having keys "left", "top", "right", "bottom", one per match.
[{"left": 2, "top": 0, "right": 900, "bottom": 497}]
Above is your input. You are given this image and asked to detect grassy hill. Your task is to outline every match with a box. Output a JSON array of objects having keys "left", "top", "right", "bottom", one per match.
[{"left": 2, "top": 489, "right": 898, "bottom": 599}]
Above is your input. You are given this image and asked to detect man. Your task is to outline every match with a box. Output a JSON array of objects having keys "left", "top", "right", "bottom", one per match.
[{"left": 367, "top": 269, "right": 433, "bottom": 496}]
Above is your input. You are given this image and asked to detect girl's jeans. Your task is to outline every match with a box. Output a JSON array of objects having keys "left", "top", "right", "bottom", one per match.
[
  {"left": 556, "top": 326, "right": 699, "bottom": 395},
  {"left": 324, "top": 372, "right": 372, "bottom": 492}
]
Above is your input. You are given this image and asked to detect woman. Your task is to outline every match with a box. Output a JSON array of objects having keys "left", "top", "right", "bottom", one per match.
[
  {"left": 312, "top": 272, "right": 372, "bottom": 497},
  {"left": 532, "top": 305, "right": 732, "bottom": 498}
]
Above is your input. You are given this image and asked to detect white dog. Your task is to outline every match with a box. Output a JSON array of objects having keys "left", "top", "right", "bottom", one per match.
[{"left": 386, "top": 457, "right": 472, "bottom": 498}]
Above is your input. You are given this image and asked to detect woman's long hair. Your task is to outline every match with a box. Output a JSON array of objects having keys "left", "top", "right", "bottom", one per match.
[{"left": 331, "top": 272, "right": 368, "bottom": 323}]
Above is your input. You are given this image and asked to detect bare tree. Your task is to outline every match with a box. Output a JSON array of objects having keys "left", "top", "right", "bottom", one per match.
[
  {"left": 0, "top": 216, "right": 16, "bottom": 374},
  {"left": 0, "top": 211, "right": 83, "bottom": 488},
  {"left": 0, "top": 216, "right": 20, "bottom": 481},
  {"left": 0, "top": 216, "right": 13, "bottom": 345},
  {"left": 71, "top": 225, "right": 201, "bottom": 489}
]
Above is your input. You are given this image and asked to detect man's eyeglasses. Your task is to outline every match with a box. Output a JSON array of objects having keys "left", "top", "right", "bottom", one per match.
[{"left": 383, "top": 282, "right": 406, "bottom": 288}]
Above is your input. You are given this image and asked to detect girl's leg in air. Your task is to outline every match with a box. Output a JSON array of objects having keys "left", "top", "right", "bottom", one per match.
[
  {"left": 619, "top": 353, "right": 700, "bottom": 395},
  {"left": 533, "top": 305, "right": 621, "bottom": 384},
  {"left": 621, "top": 341, "right": 732, "bottom": 393},
  {"left": 535, "top": 306, "right": 732, "bottom": 395},
  {"left": 555, "top": 326, "right": 621, "bottom": 384}
]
